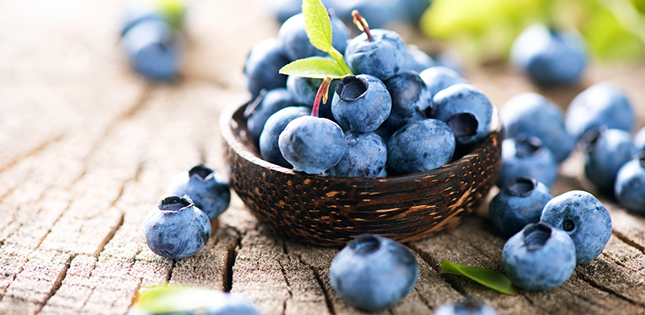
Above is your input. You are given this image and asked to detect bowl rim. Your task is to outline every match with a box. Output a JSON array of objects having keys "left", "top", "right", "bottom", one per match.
[{"left": 220, "top": 97, "right": 502, "bottom": 182}]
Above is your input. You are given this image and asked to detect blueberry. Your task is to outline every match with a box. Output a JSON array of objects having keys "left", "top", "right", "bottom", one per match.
[
  {"left": 497, "top": 136, "right": 558, "bottom": 188},
  {"left": 501, "top": 93, "right": 575, "bottom": 163},
  {"left": 583, "top": 128, "right": 637, "bottom": 193},
  {"left": 120, "top": 19, "right": 179, "bottom": 81},
  {"left": 510, "top": 24, "right": 587, "bottom": 85},
  {"left": 634, "top": 126, "right": 645, "bottom": 152},
  {"left": 382, "top": 70, "right": 432, "bottom": 132},
  {"left": 330, "top": 234, "right": 418, "bottom": 312},
  {"left": 259, "top": 106, "right": 311, "bottom": 168},
  {"left": 387, "top": 119, "right": 456, "bottom": 175},
  {"left": 615, "top": 153, "right": 645, "bottom": 213},
  {"left": 246, "top": 88, "right": 298, "bottom": 143},
  {"left": 419, "top": 66, "right": 466, "bottom": 98},
  {"left": 331, "top": 75, "right": 392, "bottom": 132},
  {"left": 540, "top": 190, "right": 612, "bottom": 264},
  {"left": 206, "top": 293, "right": 260, "bottom": 315},
  {"left": 278, "top": 115, "right": 346, "bottom": 174},
  {"left": 489, "top": 177, "right": 553, "bottom": 238},
  {"left": 431, "top": 84, "right": 493, "bottom": 145},
  {"left": 502, "top": 222, "right": 576, "bottom": 290},
  {"left": 565, "top": 82, "right": 634, "bottom": 140},
  {"left": 119, "top": 5, "right": 165, "bottom": 37},
  {"left": 403, "top": 45, "right": 436, "bottom": 73},
  {"left": 278, "top": 12, "right": 350, "bottom": 61},
  {"left": 244, "top": 38, "right": 290, "bottom": 99},
  {"left": 166, "top": 165, "right": 231, "bottom": 221},
  {"left": 286, "top": 75, "right": 339, "bottom": 120},
  {"left": 144, "top": 196, "right": 211, "bottom": 259},
  {"left": 327, "top": 131, "right": 387, "bottom": 177},
  {"left": 433, "top": 297, "right": 498, "bottom": 315},
  {"left": 264, "top": 0, "right": 302, "bottom": 24},
  {"left": 344, "top": 28, "right": 406, "bottom": 81}
]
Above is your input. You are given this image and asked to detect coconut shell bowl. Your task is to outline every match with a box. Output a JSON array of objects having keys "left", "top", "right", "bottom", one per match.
[{"left": 220, "top": 100, "right": 503, "bottom": 247}]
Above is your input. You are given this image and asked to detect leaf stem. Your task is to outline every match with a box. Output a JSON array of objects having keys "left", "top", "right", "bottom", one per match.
[
  {"left": 312, "top": 76, "right": 333, "bottom": 117},
  {"left": 352, "top": 10, "right": 373, "bottom": 41}
]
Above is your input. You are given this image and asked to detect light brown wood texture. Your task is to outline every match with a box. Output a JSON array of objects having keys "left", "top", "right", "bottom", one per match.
[{"left": 0, "top": 0, "right": 644, "bottom": 314}]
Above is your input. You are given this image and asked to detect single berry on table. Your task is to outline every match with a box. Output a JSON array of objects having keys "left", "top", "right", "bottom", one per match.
[
  {"left": 501, "top": 92, "right": 575, "bottom": 163},
  {"left": 540, "top": 190, "right": 612, "bottom": 264},
  {"left": 166, "top": 165, "right": 231, "bottom": 221},
  {"left": 121, "top": 19, "right": 179, "bottom": 81},
  {"left": 565, "top": 81, "right": 634, "bottom": 141},
  {"left": 330, "top": 234, "right": 419, "bottom": 312},
  {"left": 502, "top": 222, "right": 576, "bottom": 290},
  {"left": 582, "top": 128, "right": 637, "bottom": 194},
  {"left": 144, "top": 195, "right": 211, "bottom": 260},
  {"left": 510, "top": 23, "right": 587, "bottom": 86},
  {"left": 433, "top": 296, "right": 498, "bottom": 315},
  {"left": 489, "top": 177, "right": 553, "bottom": 238},
  {"left": 615, "top": 152, "right": 645, "bottom": 213},
  {"left": 497, "top": 135, "right": 558, "bottom": 189},
  {"left": 206, "top": 293, "right": 260, "bottom": 315}
]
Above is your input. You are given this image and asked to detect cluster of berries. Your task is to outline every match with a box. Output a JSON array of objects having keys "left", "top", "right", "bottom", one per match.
[{"left": 244, "top": 9, "right": 493, "bottom": 177}]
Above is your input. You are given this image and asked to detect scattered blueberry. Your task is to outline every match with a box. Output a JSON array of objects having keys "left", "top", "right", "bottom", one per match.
[
  {"left": 419, "top": 66, "right": 466, "bottom": 98},
  {"left": 327, "top": 131, "right": 387, "bottom": 177},
  {"left": 278, "top": 115, "right": 346, "bottom": 174},
  {"left": 502, "top": 222, "right": 576, "bottom": 290},
  {"left": 244, "top": 38, "right": 290, "bottom": 99},
  {"left": 383, "top": 70, "right": 432, "bottom": 132},
  {"left": 583, "top": 128, "right": 637, "bottom": 193},
  {"left": 330, "top": 234, "right": 418, "bottom": 312},
  {"left": 144, "top": 195, "right": 211, "bottom": 259},
  {"left": 278, "top": 12, "right": 350, "bottom": 61},
  {"left": 344, "top": 11, "right": 407, "bottom": 81},
  {"left": 206, "top": 293, "right": 260, "bottom": 315},
  {"left": 501, "top": 93, "right": 575, "bottom": 163},
  {"left": 331, "top": 74, "right": 392, "bottom": 132},
  {"left": 246, "top": 88, "right": 298, "bottom": 143},
  {"left": 615, "top": 153, "right": 645, "bottom": 213},
  {"left": 497, "top": 136, "right": 558, "bottom": 189},
  {"left": 387, "top": 119, "right": 456, "bottom": 175},
  {"left": 431, "top": 84, "right": 493, "bottom": 145},
  {"left": 121, "top": 19, "right": 179, "bottom": 81},
  {"left": 166, "top": 165, "right": 231, "bottom": 221},
  {"left": 259, "top": 106, "right": 311, "bottom": 168},
  {"left": 510, "top": 23, "right": 587, "bottom": 85},
  {"left": 540, "top": 190, "right": 612, "bottom": 264},
  {"left": 565, "top": 82, "right": 634, "bottom": 140},
  {"left": 433, "top": 297, "right": 498, "bottom": 315},
  {"left": 403, "top": 45, "right": 435, "bottom": 73},
  {"left": 489, "top": 177, "right": 553, "bottom": 238}
]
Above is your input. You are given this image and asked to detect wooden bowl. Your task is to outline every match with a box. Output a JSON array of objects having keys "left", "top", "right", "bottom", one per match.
[{"left": 220, "top": 100, "right": 503, "bottom": 247}]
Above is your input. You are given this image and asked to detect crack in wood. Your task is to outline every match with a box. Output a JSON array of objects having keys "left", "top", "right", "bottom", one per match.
[
  {"left": 0, "top": 133, "right": 65, "bottom": 177},
  {"left": 290, "top": 252, "right": 336, "bottom": 315},
  {"left": 34, "top": 254, "right": 74, "bottom": 315},
  {"left": 276, "top": 258, "right": 292, "bottom": 315},
  {"left": 612, "top": 230, "right": 645, "bottom": 255},
  {"left": 577, "top": 270, "right": 645, "bottom": 308},
  {"left": 223, "top": 244, "right": 237, "bottom": 293}
]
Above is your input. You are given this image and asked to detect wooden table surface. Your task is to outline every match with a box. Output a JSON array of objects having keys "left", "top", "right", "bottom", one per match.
[{"left": 1, "top": 1, "right": 645, "bottom": 314}]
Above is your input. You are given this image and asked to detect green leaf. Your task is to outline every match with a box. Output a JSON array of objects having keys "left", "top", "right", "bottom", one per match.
[
  {"left": 280, "top": 57, "right": 350, "bottom": 79},
  {"left": 302, "top": 0, "right": 333, "bottom": 54},
  {"left": 440, "top": 260, "right": 518, "bottom": 295},
  {"left": 131, "top": 284, "right": 223, "bottom": 314}
]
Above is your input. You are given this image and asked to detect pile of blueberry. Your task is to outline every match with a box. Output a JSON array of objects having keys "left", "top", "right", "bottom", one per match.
[
  {"left": 144, "top": 165, "right": 231, "bottom": 260},
  {"left": 245, "top": 9, "right": 492, "bottom": 176},
  {"left": 119, "top": 0, "right": 185, "bottom": 81}
]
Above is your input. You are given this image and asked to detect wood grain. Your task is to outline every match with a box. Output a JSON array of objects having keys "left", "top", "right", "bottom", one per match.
[{"left": 0, "top": 0, "right": 644, "bottom": 314}]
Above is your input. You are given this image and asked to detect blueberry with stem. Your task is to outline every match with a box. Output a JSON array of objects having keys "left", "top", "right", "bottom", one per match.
[
  {"left": 344, "top": 10, "right": 406, "bottom": 81},
  {"left": 279, "top": 76, "right": 346, "bottom": 175}
]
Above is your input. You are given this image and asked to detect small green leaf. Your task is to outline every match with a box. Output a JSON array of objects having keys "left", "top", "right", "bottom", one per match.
[
  {"left": 302, "top": 0, "right": 333, "bottom": 53},
  {"left": 280, "top": 57, "right": 350, "bottom": 79},
  {"left": 132, "top": 284, "right": 222, "bottom": 313},
  {"left": 440, "top": 260, "right": 518, "bottom": 295}
]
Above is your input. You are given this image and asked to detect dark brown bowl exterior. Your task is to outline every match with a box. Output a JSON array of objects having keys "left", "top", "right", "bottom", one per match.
[{"left": 220, "top": 100, "right": 503, "bottom": 247}]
